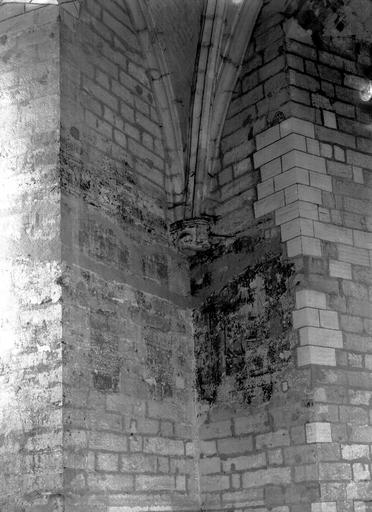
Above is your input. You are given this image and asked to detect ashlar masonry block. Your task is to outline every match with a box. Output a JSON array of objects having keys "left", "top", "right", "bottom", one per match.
[
  {"left": 254, "top": 190, "right": 285, "bottom": 217},
  {"left": 293, "top": 307, "right": 320, "bottom": 328},
  {"left": 242, "top": 467, "right": 291, "bottom": 488},
  {"left": 352, "top": 166, "right": 364, "bottom": 184},
  {"left": 297, "top": 346, "right": 336, "bottom": 367},
  {"left": 299, "top": 326, "right": 343, "bottom": 348},
  {"left": 296, "top": 289, "right": 327, "bottom": 310},
  {"left": 305, "top": 423, "right": 332, "bottom": 443},
  {"left": 309, "top": 172, "right": 332, "bottom": 192},
  {"left": 282, "top": 150, "right": 327, "bottom": 173},
  {"left": 338, "top": 244, "right": 370, "bottom": 267},
  {"left": 329, "top": 260, "right": 352, "bottom": 280},
  {"left": 353, "top": 230, "right": 372, "bottom": 250},
  {"left": 261, "top": 157, "right": 282, "bottom": 181},
  {"left": 284, "top": 184, "right": 322, "bottom": 205},
  {"left": 319, "top": 462, "right": 352, "bottom": 481},
  {"left": 274, "top": 167, "right": 309, "bottom": 191},
  {"left": 256, "top": 124, "right": 280, "bottom": 150},
  {"left": 352, "top": 463, "right": 371, "bottom": 482},
  {"left": 341, "top": 444, "right": 370, "bottom": 460},
  {"left": 314, "top": 222, "right": 353, "bottom": 245},
  {"left": 254, "top": 133, "right": 306, "bottom": 168},
  {"left": 275, "top": 200, "right": 319, "bottom": 225},
  {"left": 311, "top": 502, "right": 337, "bottom": 512},
  {"left": 287, "top": 235, "right": 321, "bottom": 257},
  {"left": 280, "top": 117, "right": 315, "bottom": 139},
  {"left": 257, "top": 178, "right": 274, "bottom": 199},
  {"left": 280, "top": 217, "right": 314, "bottom": 242},
  {"left": 255, "top": 430, "right": 290, "bottom": 449},
  {"left": 222, "top": 453, "right": 266, "bottom": 472},
  {"left": 319, "top": 310, "right": 339, "bottom": 330},
  {"left": 323, "top": 111, "right": 337, "bottom": 129}
]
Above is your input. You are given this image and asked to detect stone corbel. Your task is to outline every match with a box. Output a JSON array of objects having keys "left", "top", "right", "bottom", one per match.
[
  {"left": 170, "top": 218, "right": 212, "bottom": 255},
  {"left": 0, "top": 0, "right": 81, "bottom": 17}
]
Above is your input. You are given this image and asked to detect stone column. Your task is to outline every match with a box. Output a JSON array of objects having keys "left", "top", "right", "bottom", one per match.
[{"left": 0, "top": 2, "right": 64, "bottom": 510}]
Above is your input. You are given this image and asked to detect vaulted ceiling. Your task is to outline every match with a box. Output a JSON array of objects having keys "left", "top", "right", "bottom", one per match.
[
  {"left": 127, "top": 0, "right": 263, "bottom": 223},
  {"left": 146, "top": 0, "right": 204, "bottom": 151}
]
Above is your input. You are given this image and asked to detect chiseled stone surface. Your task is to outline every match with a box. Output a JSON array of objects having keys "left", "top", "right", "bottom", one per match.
[
  {"left": 0, "top": 0, "right": 371, "bottom": 511},
  {"left": 0, "top": 5, "right": 63, "bottom": 510},
  {"left": 196, "top": 0, "right": 372, "bottom": 511}
]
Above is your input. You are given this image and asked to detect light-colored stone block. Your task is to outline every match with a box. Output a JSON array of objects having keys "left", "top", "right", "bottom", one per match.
[
  {"left": 299, "top": 326, "right": 343, "bottom": 348},
  {"left": 254, "top": 133, "right": 306, "bottom": 168},
  {"left": 282, "top": 150, "right": 326, "bottom": 173},
  {"left": 319, "top": 310, "right": 339, "bottom": 330},
  {"left": 314, "top": 222, "right": 353, "bottom": 245},
  {"left": 320, "top": 143, "right": 332, "bottom": 158},
  {"left": 288, "top": 184, "right": 322, "bottom": 205},
  {"left": 341, "top": 444, "right": 369, "bottom": 460},
  {"left": 323, "top": 110, "right": 337, "bottom": 129},
  {"left": 301, "top": 236, "right": 322, "bottom": 257},
  {"left": 309, "top": 171, "right": 332, "bottom": 192},
  {"left": 281, "top": 218, "right": 314, "bottom": 242},
  {"left": 353, "top": 230, "right": 372, "bottom": 249},
  {"left": 200, "top": 457, "right": 221, "bottom": 474},
  {"left": 261, "top": 157, "right": 282, "bottom": 181},
  {"left": 256, "top": 124, "right": 280, "bottom": 150},
  {"left": 311, "top": 502, "right": 337, "bottom": 512},
  {"left": 257, "top": 179, "right": 274, "bottom": 199},
  {"left": 353, "top": 166, "right": 364, "bottom": 184},
  {"left": 334, "top": 146, "right": 345, "bottom": 162},
  {"left": 307, "top": 137, "right": 320, "bottom": 155},
  {"left": 280, "top": 117, "right": 315, "bottom": 138},
  {"left": 338, "top": 244, "right": 370, "bottom": 266},
  {"left": 353, "top": 462, "right": 371, "bottom": 482},
  {"left": 293, "top": 308, "right": 320, "bottom": 328},
  {"left": 287, "top": 236, "right": 321, "bottom": 257},
  {"left": 275, "top": 200, "right": 319, "bottom": 225},
  {"left": 306, "top": 422, "right": 332, "bottom": 443},
  {"left": 319, "top": 207, "right": 331, "bottom": 223},
  {"left": 297, "top": 346, "right": 336, "bottom": 367},
  {"left": 286, "top": 236, "right": 302, "bottom": 257},
  {"left": 329, "top": 260, "right": 352, "bottom": 280},
  {"left": 254, "top": 190, "right": 284, "bottom": 218},
  {"left": 274, "top": 167, "right": 309, "bottom": 191},
  {"left": 347, "top": 149, "right": 371, "bottom": 169}
]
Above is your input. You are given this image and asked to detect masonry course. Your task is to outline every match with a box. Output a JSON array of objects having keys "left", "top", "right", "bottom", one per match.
[{"left": 0, "top": 0, "right": 371, "bottom": 511}]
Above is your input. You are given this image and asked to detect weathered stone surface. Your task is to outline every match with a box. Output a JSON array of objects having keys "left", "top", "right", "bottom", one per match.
[{"left": 1, "top": 0, "right": 372, "bottom": 510}]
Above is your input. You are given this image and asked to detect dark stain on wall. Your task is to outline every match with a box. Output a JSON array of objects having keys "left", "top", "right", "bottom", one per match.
[
  {"left": 193, "top": 237, "right": 296, "bottom": 406},
  {"left": 90, "top": 308, "right": 122, "bottom": 393},
  {"left": 284, "top": 0, "right": 372, "bottom": 52}
]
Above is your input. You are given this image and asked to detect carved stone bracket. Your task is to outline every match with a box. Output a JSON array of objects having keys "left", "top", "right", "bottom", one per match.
[{"left": 170, "top": 218, "right": 212, "bottom": 255}]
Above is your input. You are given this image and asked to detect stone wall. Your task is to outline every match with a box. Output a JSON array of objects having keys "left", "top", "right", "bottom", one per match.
[
  {"left": 0, "top": 0, "right": 371, "bottom": 511},
  {"left": 59, "top": 1, "right": 198, "bottom": 510},
  {"left": 194, "top": 1, "right": 372, "bottom": 512}
]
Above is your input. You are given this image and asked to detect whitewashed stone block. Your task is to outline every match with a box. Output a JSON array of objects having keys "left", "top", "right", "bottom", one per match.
[{"left": 306, "top": 422, "right": 332, "bottom": 443}]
